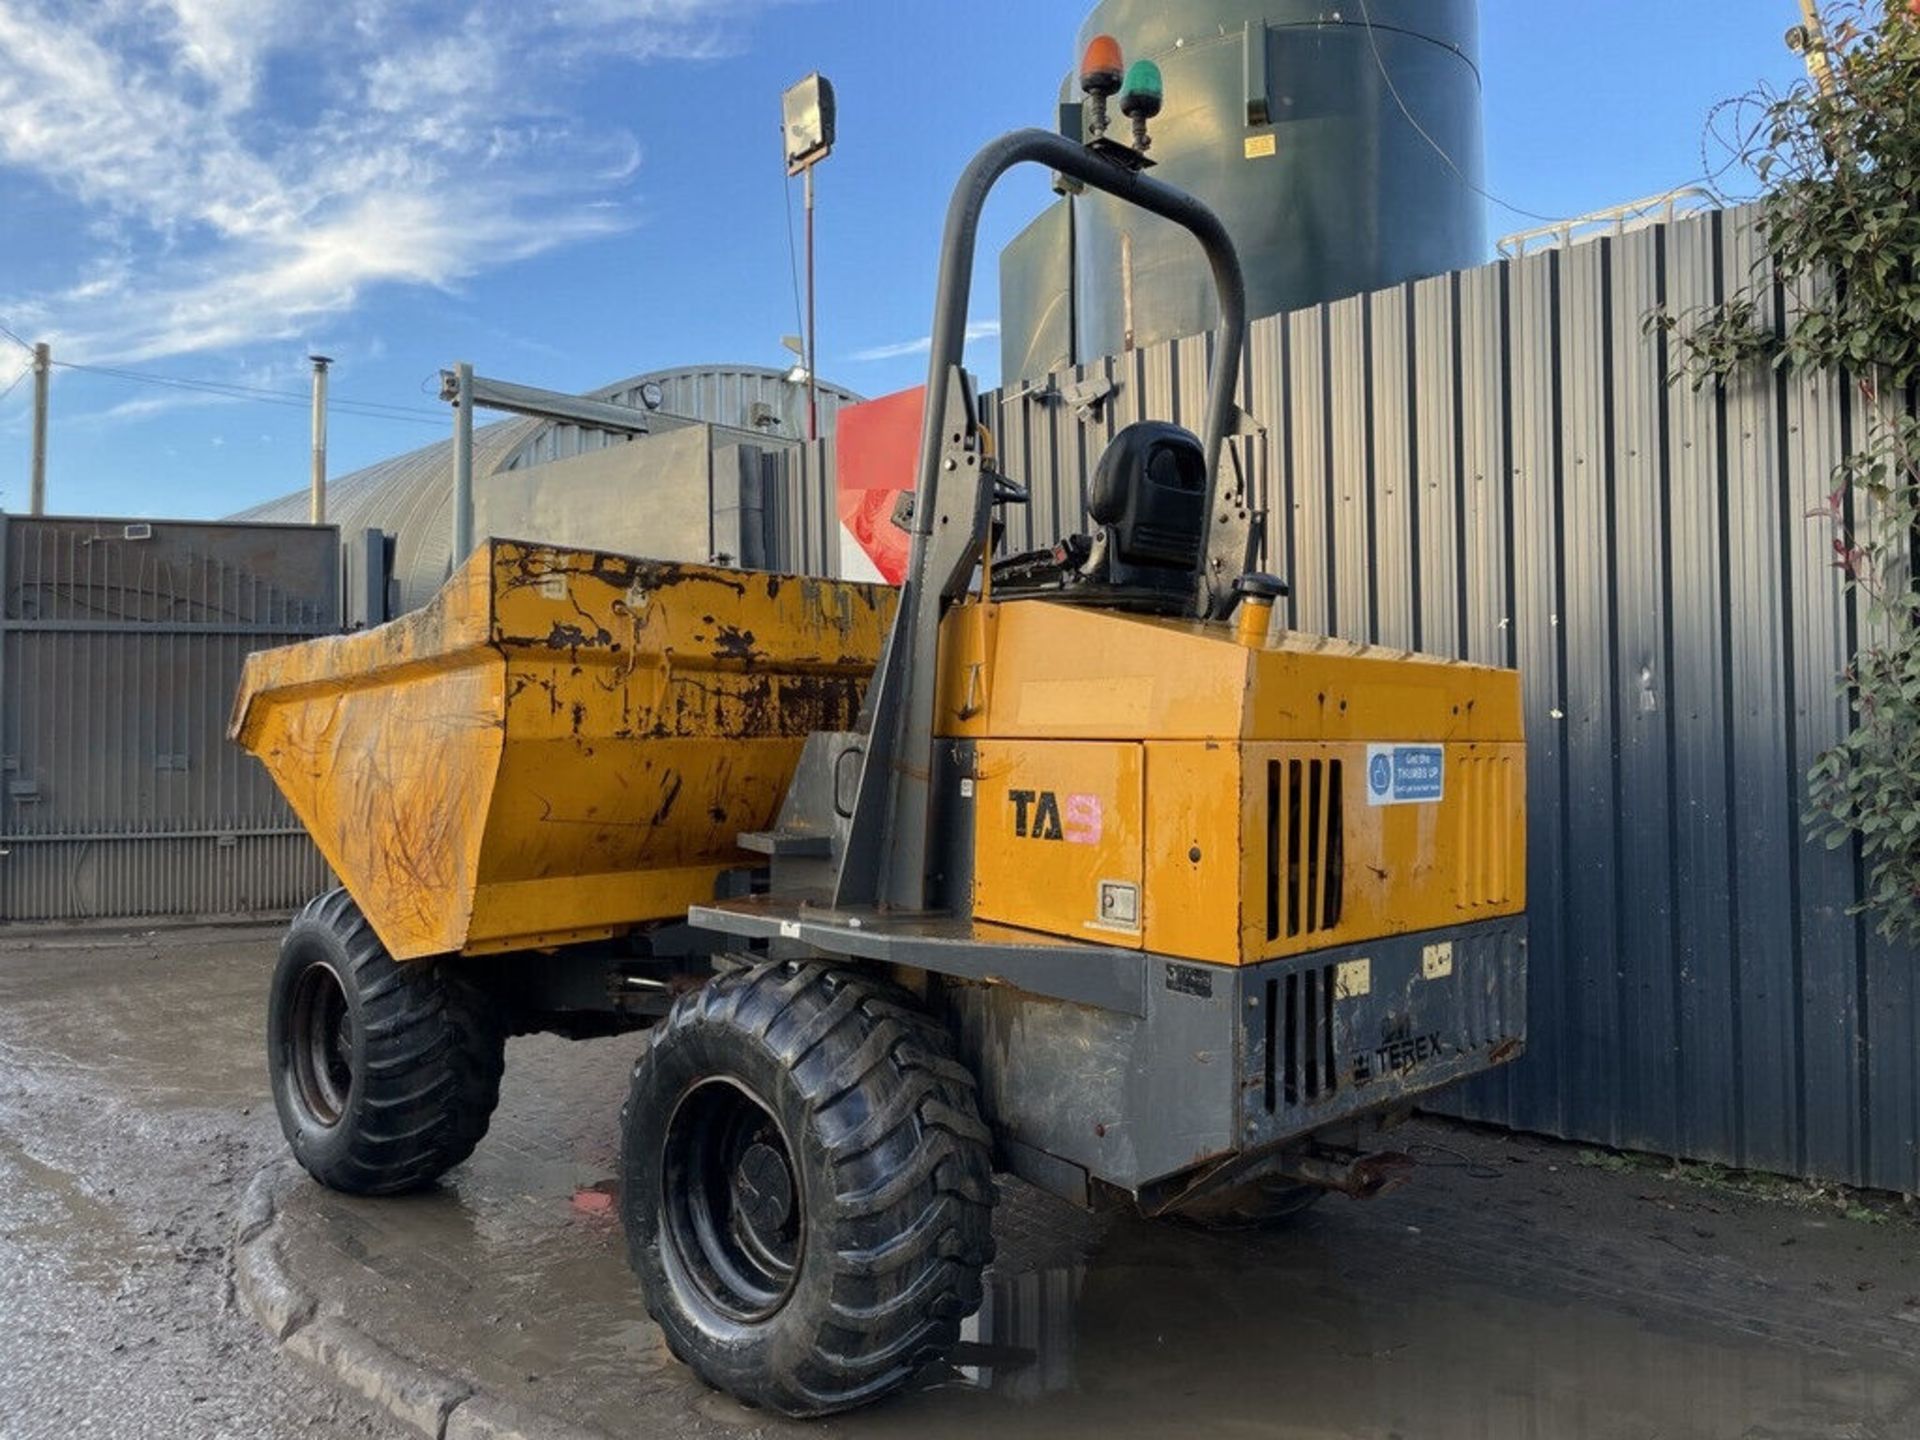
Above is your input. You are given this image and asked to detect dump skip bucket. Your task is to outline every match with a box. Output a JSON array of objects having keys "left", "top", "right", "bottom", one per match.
[{"left": 232, "top": 539, "right": 892, "bottom": 960}]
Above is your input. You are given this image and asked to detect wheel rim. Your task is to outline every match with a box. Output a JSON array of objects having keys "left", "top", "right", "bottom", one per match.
[
  {"left": 660, "top": 1077, "right": 805, "bottom": 1324},
  {"left": 287, "top": 961, "right": 354, "bottom": 1128}
]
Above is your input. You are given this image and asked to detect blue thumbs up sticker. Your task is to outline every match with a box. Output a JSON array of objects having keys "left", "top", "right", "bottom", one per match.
[{"left": 1365, "top": 744, "right": 1444, "bottom": 806}]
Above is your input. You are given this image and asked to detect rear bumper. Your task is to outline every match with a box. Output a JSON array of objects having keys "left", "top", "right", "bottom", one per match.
[
  {"left": 944, "top": 915, "right": 1526, "bottom": 1198},
  {"left": 1233, "top": 917, "right": 1527, "bottom": 1153},
  {"left": 691, "top": 892, "right": 1525, "bottom": 1197}
]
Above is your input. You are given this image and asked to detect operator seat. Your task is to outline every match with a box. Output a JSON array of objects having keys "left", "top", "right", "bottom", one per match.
[
  {"left": 1088, "top": 421, "right": 1207, "bottom": 588},
  {"left": 990, "top": 420, "right": 1209, "bottom": 614}
]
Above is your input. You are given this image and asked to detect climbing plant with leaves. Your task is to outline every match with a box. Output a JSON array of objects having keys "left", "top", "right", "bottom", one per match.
[{"left": 1653, "top": 1, "right": 1920, "bottom": 938}]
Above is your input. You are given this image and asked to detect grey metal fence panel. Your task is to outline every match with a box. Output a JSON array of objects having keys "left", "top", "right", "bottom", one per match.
[
  {"left": 0, "top": 517, "right": 338, "bottom": 923},
  {"left": 1609, "top": 227, "right": 1682, "bottom": 1156},
  {"left": 1662, "top": 214, "right": 1742, "bottom": 1166},
  {"left": 1369, "top": 283, "right": 1415, "bottom": 652},
  {"left": 1330, "top": 292, "right": 1376, "bottom": 645},
  {"left": 779, "top": 441, "right": 840, "bottom": 580},
  {"left": 1859, "top": 366, "right": 1918, "bottom": 1191},
  {"left": 1289, "top": 306, "right": 1334, "bottom": 637},
  {"left": 978, "top": 202, "right": 1920, "bottom": 1195}
]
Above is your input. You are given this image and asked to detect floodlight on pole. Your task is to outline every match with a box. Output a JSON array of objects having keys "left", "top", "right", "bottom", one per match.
[
  {"left": 781, "top": 334, "right": 809, "bottom": 387},
  {"left": 782, "top": 73, "right": 835, "bottom": 442}
]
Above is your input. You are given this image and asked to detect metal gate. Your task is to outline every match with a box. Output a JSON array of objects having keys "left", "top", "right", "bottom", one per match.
[{"left": 0, "top": 516, "right": 337, "bottom": 922}]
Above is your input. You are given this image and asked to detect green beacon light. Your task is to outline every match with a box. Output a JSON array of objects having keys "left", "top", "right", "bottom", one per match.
[{"left": 1120, "top": 59, "right": 1163, "bottom": 153}]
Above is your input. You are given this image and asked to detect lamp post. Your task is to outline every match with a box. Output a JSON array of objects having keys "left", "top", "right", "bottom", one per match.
[
  {"left": 1789, "top": 0, "right": 1838, "bottom": 97},
  {"left": 781, "top": 73, "right": 835, "bottom": 441}
]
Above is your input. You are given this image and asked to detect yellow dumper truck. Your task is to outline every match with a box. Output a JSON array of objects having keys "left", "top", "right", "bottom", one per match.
[{"left": 234, "top": 105, "right": 1526, "bottom": 1417}]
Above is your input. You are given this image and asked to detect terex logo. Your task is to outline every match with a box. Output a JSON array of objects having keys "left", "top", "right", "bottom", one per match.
[
  {"left": 1009, "top": 789, "right": 1102, "bottom": 844},
  {"left": 1351, "top": 1016, "right": 1446, "bottom": 1085}
]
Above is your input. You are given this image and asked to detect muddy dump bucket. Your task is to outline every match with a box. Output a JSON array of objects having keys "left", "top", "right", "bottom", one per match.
[{"left": 232, "top": 539, "right": 892, "bottom": 961}]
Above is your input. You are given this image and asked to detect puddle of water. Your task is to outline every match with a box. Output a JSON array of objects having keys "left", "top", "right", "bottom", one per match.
[
  {"left": 0, "top": 1128, "right": 168, "bottom": 1294},
  {"left": 283, "top": 1167, "right": 1917, "bottom": 1440},
  {"left": 856, "top": 1222, "right": 1916, "bottom": 1440},
  {"left": 263, "top": 1030, "right": 1920, "bottom": 1440}
]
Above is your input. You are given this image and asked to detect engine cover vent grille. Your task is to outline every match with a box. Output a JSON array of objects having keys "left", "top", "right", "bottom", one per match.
[
  {"left": 1265, "top": 964, "right": 1340, "bottom": 1111},
  {"left": 1265, "top": 757, "right": 1344, "bottom": 941},
  {"left": 1454, "top": 753, "right": 1516, "bottom": 910}
]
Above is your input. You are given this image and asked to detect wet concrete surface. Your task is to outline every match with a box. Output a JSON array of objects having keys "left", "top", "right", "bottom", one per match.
[
  {"left": 279, "top": 1011, "right": 1920, "bottom": 1439},
  {"left": 0, "top": 926, "right": 401, "bottom": 1440},
  {"left": 7, "top": 927, "right": 1920, "bottom": 1439}
]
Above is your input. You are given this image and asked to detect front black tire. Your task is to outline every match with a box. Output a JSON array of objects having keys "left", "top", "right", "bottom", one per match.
[
  {"left": 267, "top": 889, "right": 505, "bottom": 1195},
  {"left": 621, "top": 960, "right": 995, "bottom": 1417}
]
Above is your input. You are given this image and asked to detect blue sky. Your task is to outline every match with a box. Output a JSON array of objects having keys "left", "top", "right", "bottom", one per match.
[{"left": 0, "top": 1, "right": 1807, "bottom": 520}]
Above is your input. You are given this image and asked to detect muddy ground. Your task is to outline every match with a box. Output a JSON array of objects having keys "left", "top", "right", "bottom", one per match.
[
  {"left": 0, "top": 926, "right": 401, "bottom": 1440},
  {"left": 4, "top": 924, "right": 1920, "bottom": 1439}
]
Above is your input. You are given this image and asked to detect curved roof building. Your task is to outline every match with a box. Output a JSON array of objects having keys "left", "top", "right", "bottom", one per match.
[{"left": 234, "top": 364, "right": 861, "bottom": 614}]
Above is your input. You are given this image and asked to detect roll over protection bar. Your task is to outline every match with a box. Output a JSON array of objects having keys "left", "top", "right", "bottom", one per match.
[
  {"left": 833, "top": 128, "right": 1254, "bottom": 912},
  {"left": 910, "top": 129, "right": 1251, "bottom": 612}
]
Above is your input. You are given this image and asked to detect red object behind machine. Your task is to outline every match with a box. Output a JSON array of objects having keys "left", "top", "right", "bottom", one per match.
[{"left": 834, "top": 386, "right": 923, "bottom": 584}]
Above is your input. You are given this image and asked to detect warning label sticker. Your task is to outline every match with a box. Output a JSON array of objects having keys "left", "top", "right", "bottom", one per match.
[{"left": 1365, "top": 744, "right": 1445, "bottom": 806}]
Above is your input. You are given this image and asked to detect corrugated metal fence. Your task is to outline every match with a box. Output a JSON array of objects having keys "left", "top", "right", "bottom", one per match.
[
  {"left": 980, "top": 203, "right": 1920, "bottom": 1196},
  {"left": 777, "top": 440, "right": 842, "bottom": 581},
  {"left": 0, "top": 517, "right": 337, "bottom": 922}
]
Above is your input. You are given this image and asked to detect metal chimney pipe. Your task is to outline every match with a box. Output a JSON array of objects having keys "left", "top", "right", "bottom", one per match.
[
  {"left": 451, "top": 361, "right": 474, "bottom": 561},
  {"left": 308, "top": 355, "right": 332, "bottom": 524},
  {"left": 28, "top": 343, "right": 49, "bottom": 516}
]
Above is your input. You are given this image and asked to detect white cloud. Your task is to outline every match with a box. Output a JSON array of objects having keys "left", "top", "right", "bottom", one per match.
[
  {"left": 159, "top": 0, "right": 298, "bottom": 113},
  {"left": 0, "top": 0, "right": 766, "bottom": 363},
  {"left": 90, "top": 393, "right": 233, "bottom": 424},
  {"left": 851, "top": 319, "right": 1001, "bottom": 363},
  {"left": 55, "top": 351, "right": 352, "bottom": 427}
]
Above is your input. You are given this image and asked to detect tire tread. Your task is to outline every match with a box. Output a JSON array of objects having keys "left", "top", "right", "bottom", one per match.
[
  {"left": 271, "top": 888, "right": 504, "bottom": 1196},
  {"left": 621, "top": 959, "right": 995, "bottom": 1417}
]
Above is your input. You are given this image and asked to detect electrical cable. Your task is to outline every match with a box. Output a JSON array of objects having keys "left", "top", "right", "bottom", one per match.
[
  {"left": 50, "top": 359, "right": 447, "bottom": 426},
  {"left": 1354, "top": 0, "right": 1566, "bottom": 225},
  {"left": 54, "top": 359, "right": 444, "bottom": 418},
  {"left": 0, "top": 319, "right": 32, "bottom": 354},
  {"left": 1404, "top": 1140, "right": 1504, "bottom": 1180},
  {"left": 0, "top": 365, "right": 27, "bottom": 404}
]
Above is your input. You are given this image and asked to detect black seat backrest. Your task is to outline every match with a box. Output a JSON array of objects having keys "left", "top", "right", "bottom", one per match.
[{"left": 1087, "top": 421, "right": 1207, "bottom": 574}]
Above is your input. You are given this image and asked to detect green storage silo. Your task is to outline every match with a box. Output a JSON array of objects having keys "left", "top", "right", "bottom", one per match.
[{"left": 1001, "top": 0, "right": 1486, "bottom": 385}]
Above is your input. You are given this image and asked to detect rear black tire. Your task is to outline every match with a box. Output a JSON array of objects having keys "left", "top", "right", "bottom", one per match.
[
  {"left": 620, "top": 959, "right": 995, "bottom": 1417},
  {"left": 267, "top": 888, "right": 505, "bottom": 1196}
]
